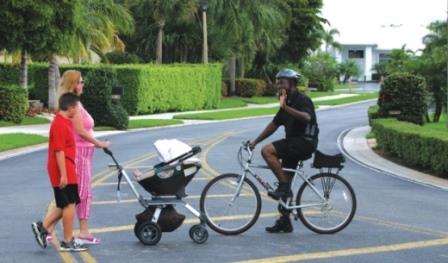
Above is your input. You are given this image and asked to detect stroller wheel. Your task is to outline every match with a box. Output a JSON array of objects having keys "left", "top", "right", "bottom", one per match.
[
  {"left": 134, "top": 220, "right": 143, "bottom": 238},
  {"left": 189, "top": 224, "right": 208, "bottom": 244},
  {"left": 136, "top": 221, "right": 162, "bottom": 246}
]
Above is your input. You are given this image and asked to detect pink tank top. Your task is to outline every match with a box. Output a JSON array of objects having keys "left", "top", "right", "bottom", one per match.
[{"left": 74, "top": 103, "right": 95, "bottom": 148}]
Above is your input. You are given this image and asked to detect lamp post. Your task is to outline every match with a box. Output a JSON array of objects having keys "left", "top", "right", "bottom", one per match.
[{"left": 201, "top": 0, "right": 208, "bottom": 64}]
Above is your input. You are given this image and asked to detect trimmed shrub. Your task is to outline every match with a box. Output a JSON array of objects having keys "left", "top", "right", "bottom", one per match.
[
  {"left": 30, "top": 63, "right": 222, "bottom": 115},
  {"left": 372, "top": 118, "right": 448, "bottom": 176},
  {"left": 255, "top": 79, "right": 267, "bottom": 96},
  {"left": 378, "top": 73, "right": 427, "bottom": 125},
  {"left": 264, "top": 83, "right": 277, "bottom": 96},
  {"left": 82, "top": 67, "right": 129, "bottom": 130},
  {"left": 0, "top": 85, "right": 28, "bottom": 123},
  {"left": 367, "top": 105, "right": 380, "bottom": 126},
  {"left": 104, "top": 51, "right": 142, "bottom": 64},
  {"left": 235, "top": 79, "right": 257, "bottom": 97},
  {"left": 0, "top": 63, "right": 20, "bottom": 85}
]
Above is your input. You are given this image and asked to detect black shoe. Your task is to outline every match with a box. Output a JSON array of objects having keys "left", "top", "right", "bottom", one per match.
[
  {"left": 265, "top": 215, "right": 293, "bottom": 233},
  {"left": 268, "top": 182, "right": 292, "bottom": 200},
  {"left": 60, "top": 239, "right": 88, "bottom": 252},
  {"left": 31, "top": 221, "right": 48, "bottom": 249}
]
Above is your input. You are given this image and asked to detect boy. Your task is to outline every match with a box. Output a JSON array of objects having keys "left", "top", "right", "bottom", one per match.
[{"left": 32, "top": 93, "right": 87, "bottom": 252}]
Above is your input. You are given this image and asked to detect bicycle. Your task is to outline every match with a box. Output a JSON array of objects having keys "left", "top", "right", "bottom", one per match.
[{"left": 199, "top": 141, "right": 356, "bottom": 235}]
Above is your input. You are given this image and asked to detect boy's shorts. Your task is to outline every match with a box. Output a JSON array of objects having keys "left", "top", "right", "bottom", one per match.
[{"left": 53, "top": 184, "right": 80, "bottom": 208}]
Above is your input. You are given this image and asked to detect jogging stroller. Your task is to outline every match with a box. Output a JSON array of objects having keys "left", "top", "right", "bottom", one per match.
[{"left": 103, "top": 140, "right": 208, "bottom": 245}]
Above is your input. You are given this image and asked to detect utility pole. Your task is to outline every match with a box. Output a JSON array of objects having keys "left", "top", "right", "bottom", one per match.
[{"left": 201, "top": 0, "right": 209, "bottom": 64}]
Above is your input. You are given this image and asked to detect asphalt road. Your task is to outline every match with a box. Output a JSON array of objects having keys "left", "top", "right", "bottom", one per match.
[{"left": 1, "top": 101, "right": 447, "bottom": 263}]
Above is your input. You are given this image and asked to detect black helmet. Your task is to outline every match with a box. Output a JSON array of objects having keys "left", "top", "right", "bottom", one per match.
[{"left": 275, "top": 69, "right": 301, "bottom": 82}]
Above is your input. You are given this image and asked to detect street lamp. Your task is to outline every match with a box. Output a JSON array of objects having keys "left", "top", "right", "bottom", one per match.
[{"left": 201, "top": 0, "right": 208, "bottom": 64}]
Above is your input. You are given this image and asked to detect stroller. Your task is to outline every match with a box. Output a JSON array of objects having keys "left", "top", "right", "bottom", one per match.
[{"left": 103, "top": 140, "right": 208, "bottom": 245}]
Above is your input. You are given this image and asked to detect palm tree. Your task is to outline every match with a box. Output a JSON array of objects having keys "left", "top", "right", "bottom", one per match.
[
  {"left": 322, "top": 28, "right": 341, "bottom": 52},
  {"left": 71, "top": 0, "right": 134, "bottom": 63}
]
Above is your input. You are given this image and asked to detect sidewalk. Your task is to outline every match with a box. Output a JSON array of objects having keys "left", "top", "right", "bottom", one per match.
[{"left": 341, "top": 126, "right": 448, "bottom": 191}]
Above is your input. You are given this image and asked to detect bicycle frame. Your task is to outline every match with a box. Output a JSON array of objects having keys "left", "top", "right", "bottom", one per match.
[{"left": 234, "top": 144, "right": 331, "bottom": 211}]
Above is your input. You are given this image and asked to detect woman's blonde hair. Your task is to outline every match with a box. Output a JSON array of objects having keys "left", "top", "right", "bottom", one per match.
[{"left": 57, "top": 70, "right": 82, "bottom": 104}]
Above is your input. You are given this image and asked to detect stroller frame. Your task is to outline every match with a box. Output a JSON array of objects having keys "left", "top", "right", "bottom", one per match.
[{"left": 103, "top": 146, "right": 209, "bottom": 245}]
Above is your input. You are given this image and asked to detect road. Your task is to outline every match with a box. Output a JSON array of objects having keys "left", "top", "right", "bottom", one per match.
[{"left": 0, "top": 101, "right": 447, "bottom": 263}]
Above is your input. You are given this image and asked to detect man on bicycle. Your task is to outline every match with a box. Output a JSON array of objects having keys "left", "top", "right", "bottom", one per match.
[{"left": 250, "top": 69, "right": 319, "bottom": 233}]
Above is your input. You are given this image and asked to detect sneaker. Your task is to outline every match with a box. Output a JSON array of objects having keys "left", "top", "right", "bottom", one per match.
[
  {"left": 265, "top": 215, "right": 293, "bottom": 233},
  {"left": 75, "top": 236, "right": 101, "bottom": 245},
  {"left": 31, "top": 221, "right": 48, "bottom": 249},
  {"left": 60, "top": 239, "right": 88, "bottom": 252}
]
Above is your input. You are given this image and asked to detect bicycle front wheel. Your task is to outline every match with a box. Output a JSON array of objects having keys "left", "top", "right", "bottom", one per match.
[
  {"left": 297, "top": 173, "right": 356, "bottom": 234},
  {"left": 200, "top": 173, "right": 261, "bottom": 235}
]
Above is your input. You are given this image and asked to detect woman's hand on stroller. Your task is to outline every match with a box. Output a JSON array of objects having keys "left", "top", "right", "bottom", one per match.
[{"left": 96, "top": 140, "right": 111, "bottom": 149}]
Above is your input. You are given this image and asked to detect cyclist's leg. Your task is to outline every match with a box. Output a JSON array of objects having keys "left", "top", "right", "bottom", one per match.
[{"left": 261, "top": 140, "right": 289, "bottom": 183}]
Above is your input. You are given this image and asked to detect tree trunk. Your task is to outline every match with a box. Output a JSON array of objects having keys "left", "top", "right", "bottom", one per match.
[
  {"left": 19, "top": 50, "right": 28, "bottom": 89},
  {"left": 229, "top": 56, "right": 236, "bottom": 96},
  {"left": 48, "top": 54, "right": 59, "bottom": 111},
  {"left": 156, "top": 19, "right": 165, "bottom": 64},
  {"left": 238, "top": 56, "right": 245, "bottom": 78},
  {"left": 202, "top": 11, "right": 208, "bottom": 64}
]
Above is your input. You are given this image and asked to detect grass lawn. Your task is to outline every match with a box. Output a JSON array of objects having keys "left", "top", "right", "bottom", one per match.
[
  {"left": 0, "top": 116, "right": 50, "bottom": 127},
  {"left": 174, "top": 107, "right": 279, "bottom": 120},
  {"left": 426, "top": 114, "right": 448, "bottom": 132},
  {"left": 94, "top": 119, "right": 183, "bottom": 131},
  {"left": 0, "top": 133, "right": 48, "bottom": 152},
  {"left": 334, "top": 83, "right": 360, "bottom": 90},
  {"left": 315, "top": 92, "right": 378, "bottom": 106},
  {"left": 219, "top": 97, "right": 247, "bottom": 109}
]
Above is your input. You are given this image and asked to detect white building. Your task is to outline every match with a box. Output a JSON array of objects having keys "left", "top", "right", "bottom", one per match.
[{"left": 330, "top": 44, "right": 392, "bottom": 81}]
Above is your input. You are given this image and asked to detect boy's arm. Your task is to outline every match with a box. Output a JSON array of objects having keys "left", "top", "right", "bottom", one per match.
[{"left": 55, "top": 150, "right": 67, "bottom": 188}]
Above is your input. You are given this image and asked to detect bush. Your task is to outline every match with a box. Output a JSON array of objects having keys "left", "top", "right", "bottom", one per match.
[
  {"left": 302, "top": 52, "right": 338, "bottom": 91},
  {"left": 0, "top": 85, "right": 28, "bottom": 123},
  {"left": 255, "top": 79, "right": 267, "bottom": 96},
  {"left": 372, "top": 118, "right": 448, "bottom": 176},
  {"left": 264, "top": 83, "right": 277, "bottom": 96},
  {"left": 0, "top": 63, "right": 20, "bottom": 85},
  {"left": 235, "top": 79, "right": 257, "bottom": 97},
  {"left": 367, "top": 105, "right": 380, "bottom": 126},
  {"left": 104, "top": 51, "right": 142, "bottom": 64},
  {"left": 30, "top": 63, "right": 222, "bottom": 115},
  {"left": 378, "top": 73, "right": 427, "bottom": 125},
  {"left": 82, "top": 67, "right": 129, "bottom": 130}
]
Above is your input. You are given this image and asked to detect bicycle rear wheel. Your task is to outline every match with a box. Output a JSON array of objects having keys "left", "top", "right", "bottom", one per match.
[
  {"left": 200, "top": 173, "right": 261, "bottom": 235},
  {"left": 296, "top": 173, "right": 356, "bottom": 234}
]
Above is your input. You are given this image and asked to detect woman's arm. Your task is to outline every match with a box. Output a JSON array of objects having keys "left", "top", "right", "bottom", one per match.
[{"left": 72, "top": 111, "right": 109, "bottom": 148}]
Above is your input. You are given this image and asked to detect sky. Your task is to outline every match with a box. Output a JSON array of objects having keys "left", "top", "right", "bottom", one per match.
[{"left": 321, "top": 0, "right": 447, "bottom": 51}]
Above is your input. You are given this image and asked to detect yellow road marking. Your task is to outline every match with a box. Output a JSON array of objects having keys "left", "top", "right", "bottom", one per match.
[
  {"left": 92, "top": 193, "right": 255, "bottom": 205},
  {"left": 235, "top": 238, "right": 448, "bottom": 263},
  {"left": 88, "top": 212, "right": 280, "bottom": 234}
]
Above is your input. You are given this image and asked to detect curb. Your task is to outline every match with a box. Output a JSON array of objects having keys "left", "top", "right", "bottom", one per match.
[{"left": 337, "top": 126, "right": 448, "bottom": 191}]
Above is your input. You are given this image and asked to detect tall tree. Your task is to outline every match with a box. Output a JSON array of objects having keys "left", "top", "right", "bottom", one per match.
[
  {"left": 322, "top": 28, "right": 342, "bottom": 52},
  {"left": 71, "top": 0, "right": 134, "bottom": 63},
  {"left": 275, "top": 0, "right": 326, "bottom": 65},
  {"left": 0, "top": 1, "right": 54, "bottom": 88}
]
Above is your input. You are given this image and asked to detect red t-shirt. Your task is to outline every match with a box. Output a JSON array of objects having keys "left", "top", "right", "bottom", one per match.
[{"left": 47, "top": 113, "right": 77, "bottom": 187}]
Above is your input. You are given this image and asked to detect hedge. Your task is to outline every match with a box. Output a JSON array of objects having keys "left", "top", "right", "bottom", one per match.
[
  {"left": 372, "top": 118, "right": 448, "bottom": 176},
  {"left": 29, "top": 63, "right": 222, "bottom": 115},
  {"left": 0, "top": 85, "right": 28, "bottom": 123},
  {"left": 223, "top": 78, "right": 267, "bottom": 97},
  {"left": 367, "top": 105, "right": 380, "bottom": 126},
  {"left": 378, "top": 73, "right": 427, "bottom": 125}
]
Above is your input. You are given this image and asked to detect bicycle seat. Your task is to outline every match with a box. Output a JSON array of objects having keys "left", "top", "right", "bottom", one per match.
[{"left": 312, "top": 150, "right": 345, "bottom": 169}]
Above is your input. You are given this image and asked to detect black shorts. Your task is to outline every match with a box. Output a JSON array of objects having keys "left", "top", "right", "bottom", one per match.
[
  {"left": 53, "top": 184, "right": 80, "bottom": 208},
  {"left": 272, "top": 137, "right": 317, "bottom": 169}
]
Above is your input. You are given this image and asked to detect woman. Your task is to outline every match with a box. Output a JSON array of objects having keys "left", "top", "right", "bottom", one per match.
[{"left": 57, "top": 70, "right": 110, "bottom": 245}]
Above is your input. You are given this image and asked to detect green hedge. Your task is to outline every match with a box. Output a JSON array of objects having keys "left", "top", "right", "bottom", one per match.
[
  {"left": 372, "top": 118, "right": 448, "bottom": 176},
  {"left": 223, "top": 78, "right": 267, "bottom": 97},
  {"left": 82, "top": 67, "right": 129, "bottom": 130},
  {"left": 367, "top": 105, "right": 380, "bottom": 126},
  {"left": 0, "top": 85, "right": 28, "bottom": 123},
  {"left": 30, "top": 63, "right": 222, "bottom": 115},
  {"left": 378, "top": 73, "right": 427, "bottom": 125}
]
